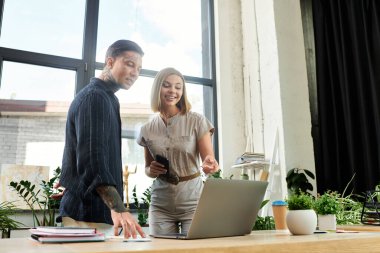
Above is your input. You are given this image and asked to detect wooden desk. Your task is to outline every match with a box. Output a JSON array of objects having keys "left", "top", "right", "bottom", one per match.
[
  {"left": 337, "top": 224, "right": 380, "bottom": 232},
  {"left": 1, "top": 230, "right": 380, "bottom": 253}
]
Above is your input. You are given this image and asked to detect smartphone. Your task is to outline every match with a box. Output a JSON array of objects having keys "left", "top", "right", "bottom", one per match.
[{"left": 155, "top": 155, "right": 169, "bottom": 176}]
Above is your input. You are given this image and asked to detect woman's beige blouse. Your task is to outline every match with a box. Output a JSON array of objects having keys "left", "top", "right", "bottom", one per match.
[{"left": 137, "top": 111, "right": 214, "bottom": 177}]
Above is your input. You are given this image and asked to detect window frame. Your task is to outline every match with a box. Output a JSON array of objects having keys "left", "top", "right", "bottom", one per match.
[{"left": 0, "top": 0, "right": 219, "bottom": 159}]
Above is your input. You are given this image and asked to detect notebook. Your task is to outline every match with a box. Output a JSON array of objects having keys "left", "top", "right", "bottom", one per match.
[{"left": 151, "top": 178, "right": 268, "bottom": 239}]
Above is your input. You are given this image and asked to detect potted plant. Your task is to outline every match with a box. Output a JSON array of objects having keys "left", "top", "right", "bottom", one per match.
[
  {"left": 314, "top": 191, "right": 342, "bottom": 230},
  {"left": 8, "top": 167, "right": 63, "bottom": 227},
  {"left": 286, "top": 192, "right": 317, "bottom": 235},
  {"left": 132, "top": 185, "right": 151, "bottom": 227},
  {"left": 0, "top": 201, "right": 23, "bottom": 238}
]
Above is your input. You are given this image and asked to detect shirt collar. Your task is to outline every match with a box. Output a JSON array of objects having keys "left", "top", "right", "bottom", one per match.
[{"left": 91, "top": 77, "right": 120, "bottom": 93}]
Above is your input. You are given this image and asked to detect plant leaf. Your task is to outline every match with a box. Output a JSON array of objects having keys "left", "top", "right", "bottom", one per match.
[{"left": 304, "top": 169, "right": 315, "bottom": 179}]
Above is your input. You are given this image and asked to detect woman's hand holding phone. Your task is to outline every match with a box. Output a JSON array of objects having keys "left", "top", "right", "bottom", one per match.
[{"left": 148, "top": 155, "right": 169, "bottom": 177}]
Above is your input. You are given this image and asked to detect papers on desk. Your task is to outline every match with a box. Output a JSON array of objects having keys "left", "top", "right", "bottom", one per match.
[
  {"left": 124, "top": 236, "right": 152, "bottom": 242},
  {"left": 107, "top": 235, "right": 152, "bottom": 242},
  {"left": 29, "top": 227, "right": 105, "bottom": 243},
  {"left": 32, "top": 226, "right": 97, "bottom": 234},
  {"left": 336, "top": 229, "right": 359, "bottom": 233},
  {"left": 30, "top": 233, "right": 106, "bottom": 243}
]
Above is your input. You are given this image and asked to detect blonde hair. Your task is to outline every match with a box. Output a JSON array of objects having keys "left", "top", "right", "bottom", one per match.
[{"left": 150, "top": 67, "right": 192, "bottom": 114}]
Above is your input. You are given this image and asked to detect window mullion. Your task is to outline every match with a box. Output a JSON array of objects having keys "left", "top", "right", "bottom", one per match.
[{"left": 79, "top": 0, "right": 99, "bottom": 93}]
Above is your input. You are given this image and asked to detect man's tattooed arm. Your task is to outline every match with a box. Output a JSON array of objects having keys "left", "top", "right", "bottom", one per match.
[{"left": 96, "top": 185, "right": 127, "bottom": 213}]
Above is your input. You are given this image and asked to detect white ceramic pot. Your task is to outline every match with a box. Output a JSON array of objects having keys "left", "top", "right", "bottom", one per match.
[
  {"left": 318, "top": 214, "right": 336, "bottom": 231},
  {"left": 286, "top": 209, "right": 317, "bottom": 235}
]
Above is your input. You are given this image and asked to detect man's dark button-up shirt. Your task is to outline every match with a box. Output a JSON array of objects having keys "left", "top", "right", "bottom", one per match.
[{"left": 59, "top": 78, "right": 122, "bottom": 225}]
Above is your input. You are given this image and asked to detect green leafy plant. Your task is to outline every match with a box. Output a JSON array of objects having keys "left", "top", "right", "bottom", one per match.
[
  {"left": 0, "top": 201, "right": 24, "bottom": 238},
  {"left": 210, "top": 169, "right": 222, "bottom": 179},
  {"left": 240, "top": 173, "right": 249, "bottom": 180},
  {"left": 9, "top": 167, "right": 63, "bottom": 227},
  {"left": 336, "top": 193, "right": 362, "bottom": 225},
  {"left": 314, "top": 191, "right": 342, "bottom": 215},
  {"left": 334, "top": 174, "right": 364, "bottom": 225},
  {"left": 253, "top": 216, "right": 275, "bottom": 230},
  {"left": 286, "top": 168, "right": 315, "bottom": 195},
  {"left": 252, "top": 200, "right": 275, "bottom": 230},
  {"left": 375, "top": 183, "right": 380, "bottom": 202},
  {"left": 207, "top": 169, "right": 234, "bottom": 180},
  {"left": 132, "top": 185, "right": 151, "bottom": 226},
  {"left": 287, "top": 191, "right": 314, "bottom": 210}
]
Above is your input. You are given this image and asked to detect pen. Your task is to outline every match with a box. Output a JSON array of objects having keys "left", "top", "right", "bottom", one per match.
[{"left": 119, "top": 228, "right": 123, "bottom": 236}]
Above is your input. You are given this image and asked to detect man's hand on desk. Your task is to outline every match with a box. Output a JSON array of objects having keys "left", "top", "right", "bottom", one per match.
[
  {"left": 111, "top": 210, "right": 146, "bottom": 239},
  {"left": 96, "top": 185, "right": 146, "bottom": 239}
]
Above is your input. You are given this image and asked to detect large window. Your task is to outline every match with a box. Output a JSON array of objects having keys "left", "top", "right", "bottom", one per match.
[
  {"left": 97, "top": 0, "right": 205, "bottom": 77},
  {"left": 0, "top": 61, "right": 76, "bottom": 101},
  {"left": 0, "top": 0, "right": 217, "bottom": 201},
  {"left": 0, "top": 0, "right": 86, "bottom": 58}
]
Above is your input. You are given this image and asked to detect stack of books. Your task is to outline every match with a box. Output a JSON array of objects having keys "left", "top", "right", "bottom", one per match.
[
  {"left": 29, "top": 226, "right": 105, "bottom": 243},
  {"left": 236, "top": 152, "right": 266, "bottom": 164}
]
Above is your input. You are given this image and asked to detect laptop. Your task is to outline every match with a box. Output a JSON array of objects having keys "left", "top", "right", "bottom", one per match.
[{"left": 151, "top": 178, "right": 268, "bottom": 239}]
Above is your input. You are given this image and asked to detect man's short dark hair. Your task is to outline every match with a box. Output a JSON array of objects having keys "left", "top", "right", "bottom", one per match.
[{"left": 105, "top": 40, "right": 144, "bottom": 62}]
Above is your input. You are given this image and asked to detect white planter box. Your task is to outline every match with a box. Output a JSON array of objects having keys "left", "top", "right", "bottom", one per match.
[{"left": 318, "top": 214, "right": 336, "bottom": 231}]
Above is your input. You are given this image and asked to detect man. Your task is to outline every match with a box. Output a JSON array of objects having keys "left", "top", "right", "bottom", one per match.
[{"left": 58, "top": 40, "right": 145, "bottom": 239}]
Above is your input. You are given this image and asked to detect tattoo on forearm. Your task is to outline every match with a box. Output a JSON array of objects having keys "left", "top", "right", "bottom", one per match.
[{"left": 96, "top": 185, "right": 127, "bottom": 213}]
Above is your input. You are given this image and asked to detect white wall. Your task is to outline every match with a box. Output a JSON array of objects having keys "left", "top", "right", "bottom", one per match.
[
  {"left": 214, "top": 0, "right": 246, "bottom": 179},
  {"left": 273, "top": 0, "right": 316, "bottom": 194},
  {"left": 215, "top": 0, "right": 316, "bottom": 201}
]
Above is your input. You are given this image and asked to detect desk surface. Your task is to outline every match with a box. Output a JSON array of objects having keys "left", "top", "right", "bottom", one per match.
[
  {"left": 1, "top": 230, "right": 380, "bottom": 253},
  {"left": 337, "top": 224, "right": 380, "bottom": 232}
]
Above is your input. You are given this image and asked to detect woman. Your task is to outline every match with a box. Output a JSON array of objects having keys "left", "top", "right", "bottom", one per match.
[{"left": 137, "top": 67, "right": 219, "bottom": 235}]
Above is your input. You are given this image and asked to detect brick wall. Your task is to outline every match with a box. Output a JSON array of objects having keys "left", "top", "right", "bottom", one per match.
[
  {"left": 0, "top": 115, "right": 66, "bottom": 165},
  {"left": 0, "top": 99, "right": 153, "bottom": 202}
]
